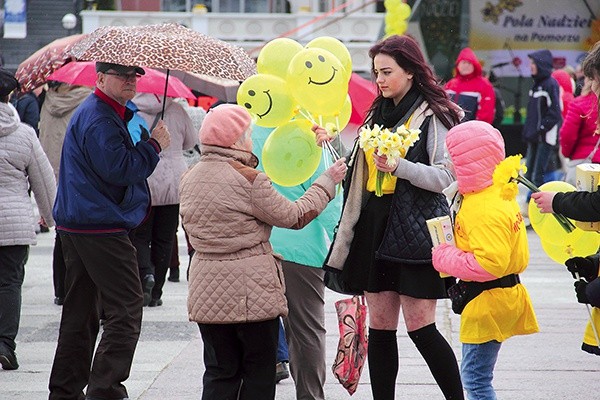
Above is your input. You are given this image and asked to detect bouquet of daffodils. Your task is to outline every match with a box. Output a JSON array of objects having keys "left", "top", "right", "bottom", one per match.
[
  {"left": 358, "top": 123, "right": 420, "bottom": 196},
  {"left": 492, "top": 154, "right": 575, "bottom": 233}
]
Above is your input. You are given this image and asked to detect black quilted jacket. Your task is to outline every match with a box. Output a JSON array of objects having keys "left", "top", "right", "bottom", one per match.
[{"left": 376, "top": 117, "right": 451, "bottom": 264}]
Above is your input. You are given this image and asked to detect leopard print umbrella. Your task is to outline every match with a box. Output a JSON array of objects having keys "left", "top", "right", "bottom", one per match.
[
  {"left": 15, "top": 34, "right": 87, "bottom": 93},
  {"left": 69, "top": 23, "right": 256, "bottom": 81}
]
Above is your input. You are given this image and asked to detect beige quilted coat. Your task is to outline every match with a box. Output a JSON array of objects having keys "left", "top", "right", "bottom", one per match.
[{"left": 180, "top": 144, "right": 337, "bottom": 324}]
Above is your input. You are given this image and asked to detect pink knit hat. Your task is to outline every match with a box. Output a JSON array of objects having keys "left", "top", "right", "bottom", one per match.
[{"left": 199, "top": 104, "right": 252, "bottom": 147}]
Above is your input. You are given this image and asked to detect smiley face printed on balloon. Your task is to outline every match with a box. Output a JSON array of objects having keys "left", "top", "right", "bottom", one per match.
[
  {"left": 236, "top": 73, "right": 296, "bottom": 128},
  {"left": 287, "top": 48, "right": 348, "bottom": 117}
]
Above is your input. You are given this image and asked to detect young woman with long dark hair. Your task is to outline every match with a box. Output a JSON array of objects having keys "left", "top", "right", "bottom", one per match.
[{"left": 316, "top": 34, "right": 464, "bottom": 399}]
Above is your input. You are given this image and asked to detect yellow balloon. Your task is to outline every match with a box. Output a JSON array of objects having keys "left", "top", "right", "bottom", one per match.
[
  {"left": 257, "top": 38, "right": 304, "bottom": 79},
  {"left": 296, "top": 95, "right": 352, "bottom": 134},
  {"left": 529, "top": 180, "right": 600, "bottom": 263},
  {"left": 306, "top": 36, "right": 352, "bottom": 82},
  {"left": 384, "top": 0, "right": 401, "bottom": 11},
  {"left": 541, "top": 235, "right": 600, "bottom": 265},
  {"left": 396, "top": 20, "right": 409, "bottom": 35},
  {"left": 262, "top": 119, "right": 322, "bottom": 187},
  {"left": 237, "top": 74, "right": 296, "bottom": 128},
  {"left": 287, "top": 48, "right": 348, "bottom": 117},
  {"left": 528, "top": 181, "right": 577, "bottom": 246},
  {"left": 397, "top": 3, "right": 412, "bottom": 20}
]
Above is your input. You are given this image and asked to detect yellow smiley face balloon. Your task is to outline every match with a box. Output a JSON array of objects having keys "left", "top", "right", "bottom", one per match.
[
  {"left": 257, "top": 38, "right": 304, "bottom": 79},
  {"left": 262, "top": 119, "right": 322, "bottom": 187},
  {"left": 237, "top": 73, "right": 296, "bottom": 128},
  {"left": 286, "top": 48, "right": 348, "bottom": 117},
  {"left": 306, "top": 36, "right": 352, "bottom": 82}
]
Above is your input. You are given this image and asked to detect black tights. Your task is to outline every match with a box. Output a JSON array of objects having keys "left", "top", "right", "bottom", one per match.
[{"left": 367, "top": 324, "right": 464, "bottom": 400}]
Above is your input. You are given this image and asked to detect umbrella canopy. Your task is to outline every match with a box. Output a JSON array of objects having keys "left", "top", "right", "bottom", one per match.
[
  {"left": 15, "top": 34, "right": 87, "bottom": 93},
  {"left": 348, "top": 73, "right": 378, "bottom": 124},
  {"left": 47, "top": 61, "right": 195, "bottom": 100},
  {"left": 168, "top": 70, "right": 239, "bottom": 102},
  {"left": 69, "top": 23, "right": 256, "bottom": 81}
]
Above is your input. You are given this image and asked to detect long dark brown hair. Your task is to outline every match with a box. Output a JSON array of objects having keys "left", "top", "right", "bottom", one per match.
[{"left": 365, "top": 35, "right": 461, "bottom": 130}]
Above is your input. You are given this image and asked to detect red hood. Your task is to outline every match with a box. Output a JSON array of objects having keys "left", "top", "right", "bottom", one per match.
[
  {"left": 551, "top": 70, "right": 574, "bottom": 94},
  {"left": 454, "top": 47, "right": 482, "bottom": 80}
]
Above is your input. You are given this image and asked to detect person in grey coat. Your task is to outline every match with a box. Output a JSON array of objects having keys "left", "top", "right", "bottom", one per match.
[
  {"left": 39, "top": 81, "right": 92, "bottom": 306},
  {"left": 0, "top": 68, "right": 56, "bottom": 370}
]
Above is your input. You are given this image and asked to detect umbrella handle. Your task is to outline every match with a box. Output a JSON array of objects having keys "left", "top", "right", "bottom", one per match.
[{"left": 161, "top": 69, "right": 170, "bottom": 119}]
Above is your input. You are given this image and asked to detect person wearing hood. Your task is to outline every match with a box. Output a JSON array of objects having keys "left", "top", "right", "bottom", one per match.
[
  {"left": 432, "top": 120, "right": 539, "bottom": 400},
  {"left": 38, "top": 81, "right": 92, "bottom": 306},
  {"left": 444, "top": 47, "right": 496, "bottom": 124},
  {"left": 179, "top": 104, "right": 347, "bottom": 400},
  {"left": 130, "top": 92, "right": 197, "bottom": 307},
  {"left": 0, "top": 68, "right": 56, "bottom": 370},
  {"left": 521, "top": 49, "right": 563, "bottom": 191},
  {"left": 551, "top": 69, "right": 575, "bottom": 119}
]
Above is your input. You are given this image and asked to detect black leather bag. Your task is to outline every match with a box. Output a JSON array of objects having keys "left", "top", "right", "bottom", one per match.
[
  {"left": 324, "top": 269, "right": 363, "bottom": 296},
  {"left": 447, "top": 280, "right": 479, "bottom": 315}
]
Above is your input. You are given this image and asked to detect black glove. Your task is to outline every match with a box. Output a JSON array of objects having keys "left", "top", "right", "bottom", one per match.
[
  {"left": 566, "top": 257, "right": 599, "bottom": 282},
  {"left": 574, "top": 280, "right": 590, "bottom": 304}
]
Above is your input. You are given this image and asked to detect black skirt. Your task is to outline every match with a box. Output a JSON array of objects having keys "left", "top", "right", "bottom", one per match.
[{"left": 339, "top": 193, "right": 454, "bottom": 299}]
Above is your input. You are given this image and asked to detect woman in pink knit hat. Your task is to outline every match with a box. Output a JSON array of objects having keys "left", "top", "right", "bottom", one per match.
[
  {"left": 432, "top": 120, "right": 539, "bottom": 400},
  {"left": 179, "top": 103, "right": 346, "bottom": 400}
]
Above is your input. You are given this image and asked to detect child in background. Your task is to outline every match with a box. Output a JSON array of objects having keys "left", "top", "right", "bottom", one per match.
[{"left": 432, "top": 120, "right": 539, "bottom": 400}]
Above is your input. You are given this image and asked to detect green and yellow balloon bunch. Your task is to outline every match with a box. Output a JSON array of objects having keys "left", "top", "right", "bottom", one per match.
[{"left": 237, "top": 36, "right": 353, "bottom": 186}]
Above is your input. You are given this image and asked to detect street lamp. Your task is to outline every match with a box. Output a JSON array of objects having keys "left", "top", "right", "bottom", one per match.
[{"left": 62, "top": 13, "right": 77, "bottom": 36}]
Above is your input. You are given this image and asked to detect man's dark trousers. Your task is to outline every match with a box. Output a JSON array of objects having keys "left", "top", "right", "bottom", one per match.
[{"left": 48, "top": 233, "right": 143, "bottom": 400}]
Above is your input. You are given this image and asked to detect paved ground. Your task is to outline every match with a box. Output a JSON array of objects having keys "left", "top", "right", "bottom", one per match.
[{"left": 1, "top": 219, "right": 599, "bottom": 399}]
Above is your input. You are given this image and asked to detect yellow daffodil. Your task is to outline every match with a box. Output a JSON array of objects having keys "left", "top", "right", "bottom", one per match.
[
  {"left": 492, "top": 154, "right": 575, "bottom": 233},
  {"left": 357, "top": 123, "right": 421, "bottom": 196}
]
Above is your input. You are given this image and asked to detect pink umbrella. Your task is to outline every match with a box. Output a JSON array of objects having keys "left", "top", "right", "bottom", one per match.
[
  {"left": 348, "top": 73, "right": 378, "bottom": 124},
  {"left": 47, "top": 61, "right": 195, "bottom": 100}
]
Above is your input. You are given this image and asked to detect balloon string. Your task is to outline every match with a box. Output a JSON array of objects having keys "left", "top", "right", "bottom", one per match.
[
  {"left": 298, "top": 108, "right": 317, "bottom": 125},
  {"left": 299, "top": 107, "right": 340, "bottom": 162},
  {"left": 576, "top": 271, "right": 600, "bottom": 348},
  {"left": 325, "top": 141, "right": 340, "bottom": 160}
]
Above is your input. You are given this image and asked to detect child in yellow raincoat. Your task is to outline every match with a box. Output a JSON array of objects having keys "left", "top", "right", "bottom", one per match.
[{"left": 432, "top": 120, "right": 539, "bottom": 400}]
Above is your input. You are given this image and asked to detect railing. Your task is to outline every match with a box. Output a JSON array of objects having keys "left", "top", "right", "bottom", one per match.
[{"left": 79, "top": 10, "right": 384, "bottom": 72}]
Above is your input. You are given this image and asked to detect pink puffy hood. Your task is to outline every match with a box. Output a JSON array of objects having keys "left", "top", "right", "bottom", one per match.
[{"left": 446, "top": 121, "right": 505, "bottom": 194}]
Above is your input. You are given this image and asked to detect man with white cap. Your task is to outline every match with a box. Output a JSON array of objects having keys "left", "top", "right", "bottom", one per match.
[{"left": 48, "top": 62, "right": 170, "bottom": 400}]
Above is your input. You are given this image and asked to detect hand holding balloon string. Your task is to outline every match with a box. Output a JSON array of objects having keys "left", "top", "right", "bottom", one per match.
[{"left": 303, "top": 109, "right": 340, "bottom": 161}]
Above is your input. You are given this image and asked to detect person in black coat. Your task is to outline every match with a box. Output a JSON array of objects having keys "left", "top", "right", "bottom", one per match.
[{"left": 11, "top": 91, "right": 40, "bottom": 136}]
